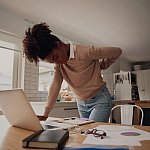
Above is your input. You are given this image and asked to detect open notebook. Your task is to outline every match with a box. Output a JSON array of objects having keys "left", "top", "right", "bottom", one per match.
[{"left": 45, "top": 117, "right": 94, "bottom": 129}]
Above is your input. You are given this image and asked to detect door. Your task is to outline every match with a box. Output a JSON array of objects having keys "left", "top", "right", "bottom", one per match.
[
  {"left": 143, "top": 70, "right": 150, "bottom": 100},
  {"left": 136, "top": 71, "right": 145, "bottom": 100},
  {"left": 135, "top": 69, "right": 150, "bottom": 100}
]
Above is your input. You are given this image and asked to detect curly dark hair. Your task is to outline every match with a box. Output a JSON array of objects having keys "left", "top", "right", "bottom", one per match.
[{"left": 23, "top": 23, "right": 61, "bottom": 64}]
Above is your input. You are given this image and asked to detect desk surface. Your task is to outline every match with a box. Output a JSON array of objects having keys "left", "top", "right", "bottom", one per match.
[{"left": 0, "top": 116, "right": 150, "bottom": 150}]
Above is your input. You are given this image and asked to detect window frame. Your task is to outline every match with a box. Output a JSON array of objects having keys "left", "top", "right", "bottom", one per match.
[{"left": 0, "top": 30, "right": 23, "bottom": 89}]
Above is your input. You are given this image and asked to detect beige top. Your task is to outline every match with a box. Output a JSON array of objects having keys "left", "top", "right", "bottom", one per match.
[{"left": 44, "top": 44, "right": 122, "bottom": 116}]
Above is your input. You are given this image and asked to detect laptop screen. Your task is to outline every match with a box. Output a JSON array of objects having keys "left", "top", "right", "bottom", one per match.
[{"left": 0, "top": 89, "right": 43, "bottom": 131}]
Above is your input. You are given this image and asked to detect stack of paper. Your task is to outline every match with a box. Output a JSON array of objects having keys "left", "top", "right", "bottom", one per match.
[{"left": 83, "top": 125, "right": 150, "bottom": 146}]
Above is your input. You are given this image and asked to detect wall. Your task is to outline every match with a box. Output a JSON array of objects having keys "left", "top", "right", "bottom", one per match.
[
  {"left": 120, "top": 58, "right": 132, "bottom": 71},
  {"left": 23, "top": 59, "right": 48, "bottom": 102}
]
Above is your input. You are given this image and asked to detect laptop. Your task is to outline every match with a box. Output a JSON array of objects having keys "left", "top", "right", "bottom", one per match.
[
  {"left": 0, "top": 89, "right": 81, "bottom": 132},
  {"left": 0, "top": 89, "right": 58, "bottom": 131}
]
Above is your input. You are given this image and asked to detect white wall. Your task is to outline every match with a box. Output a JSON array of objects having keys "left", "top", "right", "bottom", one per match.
[
  {"left": 23, "top": 59, "right": 48, "bottom": 102},
  {"left": 120, "top": 58, "right": 132, "bottom": 71}
]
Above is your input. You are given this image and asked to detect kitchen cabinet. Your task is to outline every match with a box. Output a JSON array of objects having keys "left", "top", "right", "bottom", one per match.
[
  {"left": 49, "top": 102, "right": 79, "bottom": 118},
  {"left": 133, "top": 69, "right": 150, "bottom": 100},
  {"left": 30, "top": 102, "right": 79, "bottom": 118}
]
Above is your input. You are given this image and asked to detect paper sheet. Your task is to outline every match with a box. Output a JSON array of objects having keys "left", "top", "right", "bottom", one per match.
[{"left": 83, "top": 125, "right": 150, "bottom": 146}]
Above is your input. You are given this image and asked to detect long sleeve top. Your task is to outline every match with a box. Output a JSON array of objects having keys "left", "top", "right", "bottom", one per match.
[{"left": 44, "top": 44, "right": 122, "bottom": 116}]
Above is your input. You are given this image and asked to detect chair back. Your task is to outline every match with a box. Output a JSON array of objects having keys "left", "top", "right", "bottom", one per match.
[{"left": 109, "top": 104, "right": 144, "bottom": 125}]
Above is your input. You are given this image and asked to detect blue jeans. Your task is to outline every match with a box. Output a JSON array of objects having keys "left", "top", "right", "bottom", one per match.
[{"left": 76, "top": 85, "right": 112, "bottom": 122}]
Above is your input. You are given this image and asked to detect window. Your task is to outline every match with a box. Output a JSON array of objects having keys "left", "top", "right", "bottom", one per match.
[
  {"left": 0, "top": 32, "right": 22, "bottom": 90},
  {"left": 38, "top": 62, "right": 68, "bottom": 92},
  {"left": 38, "top": 62, "right": 54, "bottom": 91}
]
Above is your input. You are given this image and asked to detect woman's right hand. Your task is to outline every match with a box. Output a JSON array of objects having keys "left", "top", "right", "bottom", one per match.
[{"left": 37, "top": 115, "right": 48, "bottom": 121}]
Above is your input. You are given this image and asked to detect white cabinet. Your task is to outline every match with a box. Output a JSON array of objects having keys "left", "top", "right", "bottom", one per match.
[
  {"left": 30, "top": 102, "right": 79, "bottom": 118},
  {"left": 49, "top": 102, "right": 79, "bottom": 118},
  {"left": 134, "top": 69, "right": 150, "bottom": 100}
]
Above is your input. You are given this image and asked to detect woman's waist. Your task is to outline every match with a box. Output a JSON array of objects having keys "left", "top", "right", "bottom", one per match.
[{"left": 73, "top": 82, "right": 106, "bottom": 100}]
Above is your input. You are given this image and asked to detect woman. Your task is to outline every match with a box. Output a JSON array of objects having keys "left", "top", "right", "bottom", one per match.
[{"left": 23, "top": 23, "right": 122, "bottom": 122}]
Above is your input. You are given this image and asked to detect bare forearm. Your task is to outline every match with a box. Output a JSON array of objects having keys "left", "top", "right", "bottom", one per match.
[
  {"left": 44, "top": 105, "right": 54, "bottom": 117},
  {"left": 44, "top": 89, "right": 60, "bottom": 117},
  {"left": 38, "top": 100, "right": 56, "bottom": 121},
  {"left": 44, "top": 81, "right": 62, "bottom": 117}
]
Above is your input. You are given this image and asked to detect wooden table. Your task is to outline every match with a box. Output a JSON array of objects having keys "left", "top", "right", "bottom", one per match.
[{"left": 0, "top": 115, "right": 150, "bottom": 150}]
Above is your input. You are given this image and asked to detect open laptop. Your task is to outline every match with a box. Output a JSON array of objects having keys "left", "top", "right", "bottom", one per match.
[
  {"left": 0, "top": 89, "right": 58, "bottom": 131},
  {"left": 0, "top": 89, "right": 93, "bottom": 132}
]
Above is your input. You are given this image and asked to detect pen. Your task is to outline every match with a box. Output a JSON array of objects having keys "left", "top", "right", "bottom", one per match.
[{"left": 64, "top": 117, "right": 77, "bottom": 120}]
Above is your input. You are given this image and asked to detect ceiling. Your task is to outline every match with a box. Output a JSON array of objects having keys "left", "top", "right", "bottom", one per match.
[{"left": 0, "top": 0, "right": 150, "bottom": 63}]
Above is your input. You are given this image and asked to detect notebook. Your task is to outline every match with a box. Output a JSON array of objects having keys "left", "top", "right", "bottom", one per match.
[
  {"left": 22, "top": 129, "right": 69, "bottom": 149},
  {"left": 45, "top": 120, "right": 79, "bottom": 130},
  {"left": 0, "top": 89, "right": 59, "bottom": 131},
  {"left": 45, "top": 117, "right": 94, "bottom": 130}
]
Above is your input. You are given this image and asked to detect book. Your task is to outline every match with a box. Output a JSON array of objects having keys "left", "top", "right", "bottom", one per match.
[{"left": 22, "top": 129, "right": 69, "bottom": 149}]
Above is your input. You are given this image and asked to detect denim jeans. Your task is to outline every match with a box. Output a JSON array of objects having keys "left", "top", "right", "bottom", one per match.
[{"left": 76, "top": 85, "right": 112, "bottom": 122}]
